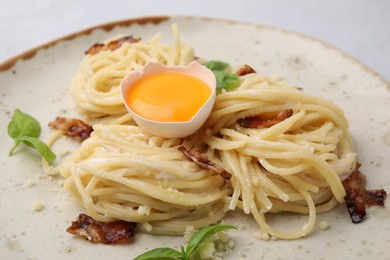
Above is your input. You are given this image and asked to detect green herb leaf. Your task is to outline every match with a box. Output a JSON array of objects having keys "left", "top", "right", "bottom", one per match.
[
  {"left": 133, "top": 247, "right": 182, "bottom": 260},
  {"left": 8, "top": 109, "right": 56, "bottom": 162},
  {"left": 133, "top": 224, "right": 236, "bottom": 260},
  {"left": 184, "top": 224, "right": 236, "bottom": 259},
  {"left": 203, "top": 61, "right": 229, "bottom": 71},
  {"left": 8, "top": 109, "right": 41, "bottom": 140},
  {"left": 17, "top": 136, "right": 56, "bottom": 162},
  {"left": 9, "top": 139, "right": 22, "bottom": 156},
  {"left": 213, "top": 71, "right": 239, "bottom": 91},
  {"left": 203, "top": 60, "right": 240, "bottom": 91}
]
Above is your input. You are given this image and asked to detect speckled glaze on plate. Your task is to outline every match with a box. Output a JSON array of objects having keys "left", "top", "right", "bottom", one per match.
[{"left": 0, "top": 16, "right": 389, "bottom": 260}]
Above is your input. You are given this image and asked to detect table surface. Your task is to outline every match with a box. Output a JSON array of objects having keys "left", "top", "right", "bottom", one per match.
[{"left": 0, "top": 0, "right": 389, "bottom": 82}]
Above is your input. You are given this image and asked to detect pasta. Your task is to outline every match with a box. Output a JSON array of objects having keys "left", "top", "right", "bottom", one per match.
[
  {"left": 60, "top": 125, "right": 230, "bottom": 235},
  {"left": 70, "top": 24, "right": 194, "bottom": 124},
  {"left": 58, "top": 26, "right": 356, "bottom": 240},
  {"left": 188, "top": 74, "right": 356, "bottom": 239}
]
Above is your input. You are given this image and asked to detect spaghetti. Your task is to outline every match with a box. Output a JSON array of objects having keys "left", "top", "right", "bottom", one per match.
[
  {"left": 59, "top": 27, "right": 357, "bottom": 240},
  {"left": 70, "top": 24, "right": 194, "bottom": 124},
  {"left": 189, "top": 74, "right": 356, "bottom": 239},
  {"left": 60, "top": 125, "right": 230, "bottom": 235}
]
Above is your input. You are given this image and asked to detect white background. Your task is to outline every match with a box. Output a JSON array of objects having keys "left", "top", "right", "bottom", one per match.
[{"left": 0, "top": 0, "right": 389, "bottom": 82}]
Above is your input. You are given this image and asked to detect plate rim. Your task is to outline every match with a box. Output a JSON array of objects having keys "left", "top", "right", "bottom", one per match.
[{"left": 0, "top": 15, "right": 389, "bottom": 90}]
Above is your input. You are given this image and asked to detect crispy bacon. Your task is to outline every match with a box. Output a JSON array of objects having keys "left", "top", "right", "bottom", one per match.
[
  {"left": 84, "top": 43, "right": 104, "bottom": 55},
  {"left": 235, "top": 64, "right": 256, "bottom": 76},
  {"left": 66, "top": 214, "right": 137, "bottom": 244},
  {"left": 238, "top": 109, "right": 294, "bottom": 129},
  {"left": 106, "top": 36, "right": 141, "bottom": 51},
  {"left": 85, "top": 35, "right": 141, "bottom": 55},
  {"left": 366, "top": 189, "right": 387, "bottom": 205},
  {"left": 342, "top": 163, "right": 387, "bottom": 223},
  {"left": 49, "top": 117, "right": 93, "bottom": 141},
  {"left": 178, "top": 146, "right": 232, "bottom": 180}
]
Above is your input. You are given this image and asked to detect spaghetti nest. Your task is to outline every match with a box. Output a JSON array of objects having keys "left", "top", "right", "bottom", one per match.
[
  {"left": 70, "top": 24, "right": 194, "bottom": 125},
  {"left": 60, "top": 125, "right": 230, "bottom": 235},
  {"left": 193, "top": 74, "right": 356, "bottom": 239}
]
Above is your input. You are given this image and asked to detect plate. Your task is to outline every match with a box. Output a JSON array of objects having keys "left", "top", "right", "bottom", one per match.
[{"left": 1, "top": 16, "right": 389, "bottom": 259}]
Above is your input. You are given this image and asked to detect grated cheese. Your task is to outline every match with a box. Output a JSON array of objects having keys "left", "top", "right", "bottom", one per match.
[
  {"left": 198, "top": 231, "right": 235, "bottom": 260},
  {"left": 32, "top": 199, "right": 44, "bottom": 211},
  {"left": 318, "top": 221, "right": 329, "bottom": 230}
]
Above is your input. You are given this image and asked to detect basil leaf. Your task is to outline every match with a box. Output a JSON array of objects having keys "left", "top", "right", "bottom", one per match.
[
  {"left": 17, "top": 136, "right": 56, "bottom": 162},
  {"left": 203, "top": 60, "right": 240, "bottom": 91},
  {"left": 8, "top": 109, "right": 41, "bottom": 139},
  {"left": 7, "top": 109, "right": 56, "bottom": 161},
  {"left": 9, "top": 139, "right": 22, "bottom": 156},
  {"left": 203, "top": 61, "right": 229, "bottom": 71},
  {"left": 213, "top": 71, "right": 239, "bottom": 91},
  {"left": 133, "top": 224, "right": 236, "bottom": 260},
  {"left": 133, "top": 247, "right": 182, "bottom": 260},
  {"left": 8, "top": 109, "right": 42, "bottom": 154},
  {"left": 184, "top": 224, "right": 236, "bottom": 259}
]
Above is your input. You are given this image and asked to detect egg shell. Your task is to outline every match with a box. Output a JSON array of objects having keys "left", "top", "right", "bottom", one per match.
[{"left": 120, "top": 61, "right": 216, "bottom": 138}]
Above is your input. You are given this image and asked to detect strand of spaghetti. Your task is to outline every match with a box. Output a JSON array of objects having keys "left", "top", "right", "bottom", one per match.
[
  {"left": 259, "top": 158, "right": 311, "bottom": 176},
  {"left": 172, "top": 23, "right": 180, "bottom": 65},
  {"left": 69, "top": 168, "right": 93, "bottom": 206},
  {"left": 42, "top": 129, "right": 63, "bottom": 175},
  {"left": 220, "top": 150, "right": 253, "bottom": 213},
  {"left": 247, "top": 160, "right": 274, "bottom": 211},
  {"left": 220, "top": 128, "right": 314, "bottom": 153},
  {"left": 258, "top": 188, "right": 316, "bottom": 240}
]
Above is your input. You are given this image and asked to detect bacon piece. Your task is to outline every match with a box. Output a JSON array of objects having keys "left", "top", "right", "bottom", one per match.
[
  {"left": 342, "top": 163, "right": 387, "bottom": 223},
  {"left": 106, "top": 36, "right": 141, "bottom": 51},
  {"left": 235, "top": 64, "right": 256, "bottom": 76},
  {"left": 49, "top": 117, "right": 93, "bottom": 141},
  {"left": 178, "top": 146, "right": 232, "bottom": 180},
  {"left": 84, "top": 43, "right": 104, "bottom": 55},
  {"left": 85, "top": 35, "right": 141, "bottom": 55},
  {"left": 366, "top": 189, "right": 387, "bottom": 206},
  {"left": 238, "top": 109, "right": 293, "bottom": 129},
  {"left": 66, "top": 214, "right": 137, "bottom": 244}
]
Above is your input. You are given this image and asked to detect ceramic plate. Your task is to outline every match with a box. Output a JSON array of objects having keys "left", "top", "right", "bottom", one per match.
[{"left": 1, "top": 16, "right": 389, "bottom": 260}]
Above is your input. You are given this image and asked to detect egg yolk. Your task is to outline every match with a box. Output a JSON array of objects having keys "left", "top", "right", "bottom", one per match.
[{"left": 126, "top": 72, "right": 212, "bottom": 122}]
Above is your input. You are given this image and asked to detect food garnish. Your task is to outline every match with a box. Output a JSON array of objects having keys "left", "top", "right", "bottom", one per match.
[
  {"left": 203, "top": 61, "right": 240, "bottom": 91},
  {"left": 8, "top": 109, "right": 56, "bottom": 162},
  {"left": 134, "top": 224, "right": 236, "bottom": 260}
]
